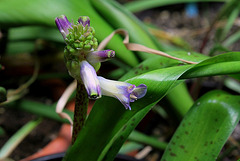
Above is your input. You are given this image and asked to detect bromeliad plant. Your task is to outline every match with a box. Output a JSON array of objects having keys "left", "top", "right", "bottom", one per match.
[{"left": 55, "top": 15, "right": 147, "bottom": 143}]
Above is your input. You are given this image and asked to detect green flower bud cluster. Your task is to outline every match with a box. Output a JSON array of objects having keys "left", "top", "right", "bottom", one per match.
[
  {"left": 64, "top": 24, "right": 98, "bottom": 54},
  {"left": 63, "top": 17, "right": 98, "bottom": 80}
]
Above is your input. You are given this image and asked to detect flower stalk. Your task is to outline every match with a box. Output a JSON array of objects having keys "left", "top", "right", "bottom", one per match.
[
  {"left": 72, "top": 81, "right": 88, "bottom": 144},
  {"left": 55, "top": 15, "right": 99, "bottom": 144}
]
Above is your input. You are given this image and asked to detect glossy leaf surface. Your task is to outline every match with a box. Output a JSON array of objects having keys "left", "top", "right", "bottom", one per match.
[
  {"left": 161, "top": 90, "right": 240, "bottom": 161},
  {"left": 64, "top": 52, "right": 240, "bottom": 161}
]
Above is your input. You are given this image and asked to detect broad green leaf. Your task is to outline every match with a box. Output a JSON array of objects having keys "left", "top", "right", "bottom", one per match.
[
  {"left": 120, "top": 51, "right": 208, "bottom": 81},
  {"left": 64, "top": 52, "right": 240, "bottom": 161},
  {"left": 160, "top": 90, "right": 240, "bottom": 161}
]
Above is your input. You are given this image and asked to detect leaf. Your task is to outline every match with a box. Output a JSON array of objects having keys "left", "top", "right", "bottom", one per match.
[
  {"left": 223, "top": 30, "right": 240, "bottom": 47},
  {"left": 128, "top": 130, "right": 168, "bottom": 151},
  {"left": 64, "top": 52, "right": 240, "bottom": 161},
  {"left": 124, "top": 0, "right": 228, "bottom": 13},
  {"left": 219, "top": 2, "right": 240, "bottom": 41},
  {"left": 90, "top": 0, "right": 163, "bottom": 60},
  {"left": 160, "top": 90, "right": 240, "bottom": 161},
  {"left": 5, "top": 100, "right": 73, "bottom": 124},
  {"left": 0, "top": 87, "right": 7, "bottom": 103}
]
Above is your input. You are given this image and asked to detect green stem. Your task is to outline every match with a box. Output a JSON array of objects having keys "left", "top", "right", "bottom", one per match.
[{"left": 72, "top": 81, "right": 89, "bottom": 144}]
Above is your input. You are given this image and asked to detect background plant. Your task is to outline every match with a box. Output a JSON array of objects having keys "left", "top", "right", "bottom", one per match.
[{"left": 0, "top": 0, "right": 240, "bottom": 161}]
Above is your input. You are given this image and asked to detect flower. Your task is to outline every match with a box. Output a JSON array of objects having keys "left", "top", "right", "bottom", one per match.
[
  {"left": 87, "top": 50, "right": 115, "bottom": 64},
  {"left": 80, "top": 61, "right": 101, "bottom": 99},
  {"left": 78, "top": 16, "right": 90, "bottom": 27},
  {"left": 55, "top": 15, "right": 147, "bottom": 109},
  {"left": 98, "top": 76, "right": 147, "bottom": 110},
  {"left": 55, "top": 15, "right": 73, "bottom": 40}
]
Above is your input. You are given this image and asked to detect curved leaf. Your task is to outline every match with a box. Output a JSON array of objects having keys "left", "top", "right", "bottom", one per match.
[
  {"left": 160, "top": 90, "right": 240, "bottom": 161},
  {"left": 64, "top": 52, "right": 240, "bottom": 161}
]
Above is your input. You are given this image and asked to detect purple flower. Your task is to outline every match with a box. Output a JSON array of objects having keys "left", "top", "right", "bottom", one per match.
[
  {"left": 87, "top": 50, "right": 115, "bottom": 64},
  {"left": 97, "top": 77, "right": 147, "bottom": 110},
  {"left": 80, "top": 61, "right": 101, "bottom": 99},
  {"left": 78, "top": 16, "right": 90, "bottom": 27},
  {"left": 55, "top": 15, "right": 73, "bottom": 40}
]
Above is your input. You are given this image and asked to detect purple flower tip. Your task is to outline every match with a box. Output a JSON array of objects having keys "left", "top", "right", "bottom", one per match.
[
  {"left": 107, "top": 50, "right": 115, "bottom": 58},
  {"left": 55, "top": 15, "right": 72, "bottom": 39},
  {"left": 78, "top": 16, "right": 90, "bottom": 27},
  {"left": 87, "top": 50, "right": 115, "bottom": 64}
]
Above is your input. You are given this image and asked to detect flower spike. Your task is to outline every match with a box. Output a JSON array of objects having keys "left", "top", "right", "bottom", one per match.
[
  {"left": 80, "top": 61, "right": 101, "bottom": 99},
  {"left": 55, "top": 15, "right": 73, "bottom": 40},
  {"left": 98, "top": 76, "right": 147, "bottom": 110}
]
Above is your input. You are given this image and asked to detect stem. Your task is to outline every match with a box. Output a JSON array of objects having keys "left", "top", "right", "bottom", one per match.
[{"left": 72, "top": 81, "right": 89, "bottom": 144}]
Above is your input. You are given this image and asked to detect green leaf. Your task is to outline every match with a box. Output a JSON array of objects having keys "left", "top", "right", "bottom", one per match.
[
  {"left": 128, "top": 130, "right": 168, "bottom": 151},
  {"left": 120, "top": 51, "right": 208, "bottom": 81},
  {"left": 0, "top": 118, "right": 42, "bottom": 159},
  {"left": 0, "top": 87, "right": 7, "bottom": 103},
  {"left": 224, "top": 78, "right": 240, "bottom": 93},
  {"left": 223, "top": 30, "right": 240, "bottom": 47},
  {"left": 90, "top": 0, "right": 163, "bottom": 60},
  {"left": 64, "top": 52, "right": 240, "bottom": 161},
  {"left": 119, "top": 142, "right": 143, "bottom": 154},
  {"left": 124, "top": 0, "right": 228, "bottom": 13},
  {"left": 219, "top": 2, "right": 240, "bottom": 41},
  {"left": 160, "top": 90, "right": 240, "bottom": 161}
]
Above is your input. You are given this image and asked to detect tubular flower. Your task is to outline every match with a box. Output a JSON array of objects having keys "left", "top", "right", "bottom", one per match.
[
  {"left": 86, "top": 50, "right": 115, "bottom": 65},
  {"left": 98, "top": 76, "right": 147, "bottom": 110},
  {"left": 80, "top": 61, "right": 101, "bottom": 99},
  {"left": 55, "top": 15, "right": 72, "bottom": 40}
]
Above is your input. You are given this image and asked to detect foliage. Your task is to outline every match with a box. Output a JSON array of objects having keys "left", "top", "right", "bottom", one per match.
[{"left": 0, "top": 0, "right": 240, "bottom": 161}]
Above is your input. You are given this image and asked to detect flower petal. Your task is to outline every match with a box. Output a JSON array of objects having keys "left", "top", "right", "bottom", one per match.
[
  {"left": 87, "top": 50, "right": 115, "bottom": 64},
  {"left": 78, "top": 16, "right": 90, "bottom": 27},
  {"left": 80, "top": 61, "right": 101, "bottom": 99},
  {"left": 55, "top": 15, "right": 73, "bottom": 39},
  {"left": 130, "top": 84, "right": 147, "bottom": 102},
  {"left": 97, "top": 76, "right": 147, "bottom": 110}
]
